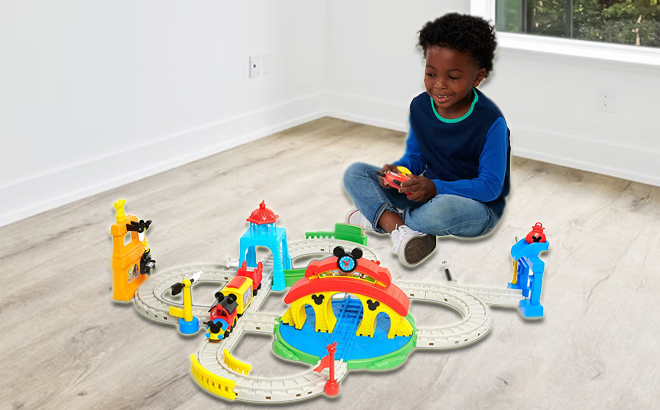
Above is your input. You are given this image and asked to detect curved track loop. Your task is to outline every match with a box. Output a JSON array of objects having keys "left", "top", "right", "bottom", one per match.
[{"left": 398, "top": 281, "right": 493, "bottom": 348}]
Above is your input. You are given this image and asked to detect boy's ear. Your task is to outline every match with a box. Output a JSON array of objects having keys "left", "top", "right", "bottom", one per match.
[{"left": 473, "top": 68, "right": 486, "bottom": 87}]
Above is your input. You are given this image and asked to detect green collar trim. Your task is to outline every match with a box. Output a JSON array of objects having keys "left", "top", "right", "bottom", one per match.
[{"left": 430, "top": 88, "right": 478, "bottom": 123}]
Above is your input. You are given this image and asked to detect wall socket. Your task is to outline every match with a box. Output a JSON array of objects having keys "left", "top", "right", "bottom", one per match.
[
  {"left": 600, "top": 88, "right": 616, "bottom": 113},
  {"left": 249, "top": 54, "right": 261, "bottom": 78}
]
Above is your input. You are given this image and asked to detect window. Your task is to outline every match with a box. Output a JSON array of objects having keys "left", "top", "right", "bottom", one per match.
[
  {"left": 496, "top": 0, "right": 660, "bottom": 48},
  {"left": 471, "top": 0, "right": 660, "bottom": 66}
]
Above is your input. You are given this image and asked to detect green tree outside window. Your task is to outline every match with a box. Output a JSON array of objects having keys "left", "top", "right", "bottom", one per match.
[{"left": 496, "top": 0, "right": 660, "bottom": 48}]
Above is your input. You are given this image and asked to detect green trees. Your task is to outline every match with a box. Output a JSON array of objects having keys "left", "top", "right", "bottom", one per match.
[{"left": 496, "top": 0, "right": 660, "bottom": 47}]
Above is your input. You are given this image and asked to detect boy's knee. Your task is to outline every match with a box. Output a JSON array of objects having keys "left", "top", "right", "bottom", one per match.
[
  {"left": 427, "top": 194, "right": 464, "bottom": 217},
  {"left": 344, "top": 162, "right": 374, "bottom": 185},
  {"left": 421, "top": 195, "right": 495, "bottom": 237},
  {"left": 421, "top": 195, "right": 480, "bottom": 228}
]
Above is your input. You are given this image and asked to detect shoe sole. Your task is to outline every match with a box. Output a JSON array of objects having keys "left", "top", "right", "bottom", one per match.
[{"left": 403, "top": 234, "right": 437, "bottom": 266}]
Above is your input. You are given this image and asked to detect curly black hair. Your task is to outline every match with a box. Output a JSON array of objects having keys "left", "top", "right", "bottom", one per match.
[{"left": 418, "top": 13, "right": 497, "bottom": 78}]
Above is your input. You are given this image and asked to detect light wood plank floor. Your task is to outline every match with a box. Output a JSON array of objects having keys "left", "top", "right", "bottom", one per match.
[{"left": 2, "top": 117, "right": 659, "bottom": 409}]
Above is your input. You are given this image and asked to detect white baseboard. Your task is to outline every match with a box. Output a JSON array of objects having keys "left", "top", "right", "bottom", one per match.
[
  {"left": 0, "top": 92, "right": 325, "bottom": 227},
  {"left": 325, "top": 91, "right": 409, "bottom": 133},
  {"left": 509, "top": 123, "right": 660, "bottom": 187}
]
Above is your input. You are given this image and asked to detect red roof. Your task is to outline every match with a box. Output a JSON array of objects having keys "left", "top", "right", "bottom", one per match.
[
  {"left": 304, "top": 257, "right": 391, "bottom": 287},
  {"left": 287, "top": 255, "right": 408, "bottom": 314},
  {"left": 226, "top": 276, "right": 248, "bottom": 289},
  {"left": 246, "top": 201, "right": 279, "bottom": 224}
]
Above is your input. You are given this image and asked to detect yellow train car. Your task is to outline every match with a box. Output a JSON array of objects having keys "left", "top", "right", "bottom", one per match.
[{"left": 223, "top": 276, "right": 254, "bottom": 315}]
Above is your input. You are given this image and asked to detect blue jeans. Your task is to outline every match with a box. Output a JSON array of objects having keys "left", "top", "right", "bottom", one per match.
[{"left": 343, "top": 162, "right": 500, "bottom": 237}]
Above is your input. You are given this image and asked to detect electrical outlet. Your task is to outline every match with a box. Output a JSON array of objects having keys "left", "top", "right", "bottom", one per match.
[
  {"left": 600, "top": 88, "right": 616, "bottom": 113},
  {"left": 249, "top": 54, "right": 261, "bottom": 78}
]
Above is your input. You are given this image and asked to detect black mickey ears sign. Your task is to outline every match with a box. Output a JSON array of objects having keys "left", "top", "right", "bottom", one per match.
[{"left": 333, "top": 246, "right": 363, "bottom": 260}]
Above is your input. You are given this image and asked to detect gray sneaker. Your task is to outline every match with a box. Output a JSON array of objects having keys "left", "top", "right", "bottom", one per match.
[{"left": 391, "top": 225, "right": 436, "bottom": 267}]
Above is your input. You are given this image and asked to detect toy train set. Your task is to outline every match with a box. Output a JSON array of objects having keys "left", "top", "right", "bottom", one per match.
[{"left": 111, "top": 199, "right": 550, "bottom": 402}]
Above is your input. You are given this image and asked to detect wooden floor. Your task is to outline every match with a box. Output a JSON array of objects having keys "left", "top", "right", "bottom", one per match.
[{"left": 2, "top": 117, "right": 658, "bottom": 409}]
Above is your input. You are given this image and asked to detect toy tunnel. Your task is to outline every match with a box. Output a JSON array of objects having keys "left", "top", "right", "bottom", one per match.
[{"left": 282, "top": 292, "right": 412, "bottom": 339}]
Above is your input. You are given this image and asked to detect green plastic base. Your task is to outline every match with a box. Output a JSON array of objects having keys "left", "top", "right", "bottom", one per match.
[
  {"left": 283, "top": 268, "right": 306, "bottom": 287},
  {"left": 272, "top": 314, "right": 417, "bottom": 371},
  {"left": 305, "top": 223, "right": 368, "bottom": 246}
]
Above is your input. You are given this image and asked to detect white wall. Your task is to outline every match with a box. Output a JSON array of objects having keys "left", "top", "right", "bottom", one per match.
[
  {"left": 326, "top": 0, "right": 660, "bottom": 186},
  {"left": 1, "top": 0, "right": 327, "bottom": 226},
  {"left": 484, "top": 49, "right": 660, "bottom": 186},
  {"left": 326, "top": 0, "right": 469, "bottom": 131},
  {"left": 3, "top": 0, "right": 658, "bottom": 227}
]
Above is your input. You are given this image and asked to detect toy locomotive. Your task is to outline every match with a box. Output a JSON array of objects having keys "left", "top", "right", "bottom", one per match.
[{"left": 206, "top": 261, "right": 263, "bottom": 341}]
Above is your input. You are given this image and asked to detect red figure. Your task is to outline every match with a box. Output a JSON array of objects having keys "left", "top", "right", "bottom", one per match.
[
  {"left": 525, "top": 222, "right": 547, "bottom": 244},
  {"left": 314, "top": 342, "right": 339, "bottom": 396}
]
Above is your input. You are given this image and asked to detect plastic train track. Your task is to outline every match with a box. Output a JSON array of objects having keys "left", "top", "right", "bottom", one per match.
[{"left": 134, "top": 238, "right": 524, "bottom": 402}]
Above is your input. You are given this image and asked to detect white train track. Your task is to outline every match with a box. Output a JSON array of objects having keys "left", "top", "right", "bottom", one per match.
[
  {"left": 398, "top": 281, "right": 494, "bottom": 348},
  {"left": 447, "top": 284, "right": 523, "bottom": 307},
  {"left": 134, "top": 238, "right": 523, "bottom": 401}
]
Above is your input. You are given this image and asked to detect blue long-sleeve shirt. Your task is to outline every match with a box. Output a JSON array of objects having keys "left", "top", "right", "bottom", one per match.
[{"left": 393, "top": 88, "right": 511, "bottom": 218}]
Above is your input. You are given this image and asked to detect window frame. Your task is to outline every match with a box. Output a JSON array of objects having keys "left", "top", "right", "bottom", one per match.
[{"left": 471, "top": 0, "right": 660, "bottom": 67}]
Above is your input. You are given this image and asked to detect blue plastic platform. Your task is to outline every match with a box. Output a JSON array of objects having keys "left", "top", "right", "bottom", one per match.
[
  {"left": 279, "top": 297, "right": 412, "bottom": 361},
  {"left": 178, "top": 316, "right": 199, "bottom": 335}
]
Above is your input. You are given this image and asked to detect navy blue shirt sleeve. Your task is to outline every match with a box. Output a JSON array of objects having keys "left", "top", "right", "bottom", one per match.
[
  {"left": 392, "top": 124, "right": 427, "bottom": 175},
  {"left": 432, "top": 117, "right": 508, "bottom": 202}
]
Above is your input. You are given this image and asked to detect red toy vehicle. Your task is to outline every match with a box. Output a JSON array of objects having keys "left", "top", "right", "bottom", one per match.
[
  {"left": 237, "top": 261, "right": 263, "bottom": 296},
  {"left": 374, "top": 166, "right": 413, "bottom": 195},
  {"left": 206, "top": 261, "right": 264, "bottom": 341}
]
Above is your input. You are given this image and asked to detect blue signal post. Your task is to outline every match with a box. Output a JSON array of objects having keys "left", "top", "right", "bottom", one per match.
[{"left": 509, "top": 236, "right": 550, "bottom": 319}]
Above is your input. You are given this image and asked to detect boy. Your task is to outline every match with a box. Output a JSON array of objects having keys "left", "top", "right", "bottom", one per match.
[{"left": 344, "top": 13, "right": 510, "bottom": 267}]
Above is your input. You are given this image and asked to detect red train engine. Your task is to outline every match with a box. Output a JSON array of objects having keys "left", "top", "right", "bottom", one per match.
[{"left": 206, "top": 261, "right": 263, "bottom": 341}]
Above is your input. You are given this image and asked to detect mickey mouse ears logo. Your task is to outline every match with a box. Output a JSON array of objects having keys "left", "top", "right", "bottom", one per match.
[{"left": 332, "top": 246, "right": 363, "bottom": 260}]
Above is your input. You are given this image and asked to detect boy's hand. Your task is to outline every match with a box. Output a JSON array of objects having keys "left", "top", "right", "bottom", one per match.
[
  {"left": 400, "top": 174, "right": 437, "bottom": 202},
  {"left": 378, "top": 164, "right": 400, "bottom": 189}
]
